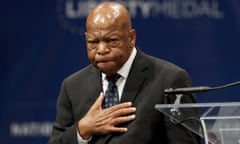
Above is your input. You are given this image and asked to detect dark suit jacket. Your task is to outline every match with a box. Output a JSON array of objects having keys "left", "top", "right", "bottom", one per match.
[{"left": 48, "top": 49, "right": 200, "bottom": 144}]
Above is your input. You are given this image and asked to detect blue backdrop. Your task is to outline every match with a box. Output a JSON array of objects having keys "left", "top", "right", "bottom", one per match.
[{"left": 1, "top": 0, "right": 240, "bottom": 143}]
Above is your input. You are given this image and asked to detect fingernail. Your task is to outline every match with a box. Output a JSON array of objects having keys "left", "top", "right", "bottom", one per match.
[{"left": 127, "top": 102, "right": 132, "bottom": 106}]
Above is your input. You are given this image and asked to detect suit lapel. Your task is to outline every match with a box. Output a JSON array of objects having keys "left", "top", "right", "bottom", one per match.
[
  {"left": 87, "top": 66, "right": 102, "bottom": 104},
  {"left": 120, "top": 50, "right": 149, "bottom": 103}
]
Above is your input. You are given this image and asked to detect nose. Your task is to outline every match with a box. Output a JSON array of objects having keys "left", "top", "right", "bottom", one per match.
[{"left": 96, "top": 42, "right": 109, "bottom": 55}]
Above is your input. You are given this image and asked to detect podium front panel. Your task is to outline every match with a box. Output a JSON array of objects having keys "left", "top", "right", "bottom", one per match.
[{"left": 155, "top": 102, "right": 240, "bottom": 144}]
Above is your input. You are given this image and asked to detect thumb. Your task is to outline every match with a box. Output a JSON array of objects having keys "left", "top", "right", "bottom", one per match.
[{"left": 92, "top": 92, "right": 105, "bottom": 110}]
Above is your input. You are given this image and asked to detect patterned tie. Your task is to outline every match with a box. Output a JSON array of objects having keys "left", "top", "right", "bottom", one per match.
[{"left": 103, "top": 73, "right": 121, "bottom": 108}]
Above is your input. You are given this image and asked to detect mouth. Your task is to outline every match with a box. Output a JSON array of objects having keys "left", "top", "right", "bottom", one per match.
[
  {"left": 96, "top": 59, "right": 111, "bottom": 63},
  {"left": 96, "top": 60, "right": 114, "bottom": 66}
]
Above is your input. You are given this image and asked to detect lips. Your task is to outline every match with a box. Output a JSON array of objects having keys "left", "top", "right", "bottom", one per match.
[
  {"left": 96, "top": 60, "right": 112, "bottom": 65},
  {"left": 95, "top": 56, "right": 114, "bottom": 66},
  {"left": 95, "top": 58, "right": 112, "bottom": 63}
]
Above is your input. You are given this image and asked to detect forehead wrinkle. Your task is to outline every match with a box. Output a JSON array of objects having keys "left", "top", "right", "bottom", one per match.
[{"left": 87, "top": 29, "right": 119, "bottom": 39}]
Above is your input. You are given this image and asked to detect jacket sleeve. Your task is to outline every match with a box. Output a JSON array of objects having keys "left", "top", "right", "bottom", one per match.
[
  {"left": 48, "top": 80, "right": 78, "bottom": 144},
  {"left": 164, "top": 69, "right": 201, "bottom": 144}
]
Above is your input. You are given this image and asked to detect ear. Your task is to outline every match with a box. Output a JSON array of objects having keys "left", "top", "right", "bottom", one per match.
[
  {"left": 129, "top": 29, "right": 136, "bottom": 48},
  {"left": 84, "top": 32, "right": 88, "bottom": 43},
  {"left": 85, "top": 32, "right": 88, "bottom": 39}
]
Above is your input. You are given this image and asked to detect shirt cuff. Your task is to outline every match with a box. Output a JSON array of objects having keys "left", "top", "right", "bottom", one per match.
[{"left": 76, "top": 128, "right": 92, "bottom": 144}]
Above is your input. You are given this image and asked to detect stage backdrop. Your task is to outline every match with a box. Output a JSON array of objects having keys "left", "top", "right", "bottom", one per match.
[{"left": 1, "top": 0, "right": 239, "bottom": 143}]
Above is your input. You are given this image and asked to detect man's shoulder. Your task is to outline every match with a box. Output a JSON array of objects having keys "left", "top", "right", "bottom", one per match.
[
  {"left": 140, "top": 51, "right": 184, "bottom": 72},
  {"left": 64, "top": 64, "right": 97, "bottom": 82},
  {"left": 140, "top": 52, "right": 192, "bottom": 84}
]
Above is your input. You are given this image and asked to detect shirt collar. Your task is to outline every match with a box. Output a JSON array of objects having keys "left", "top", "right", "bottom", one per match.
[{"left": 117, "top": 47, "right": 137, "bottom": 79}]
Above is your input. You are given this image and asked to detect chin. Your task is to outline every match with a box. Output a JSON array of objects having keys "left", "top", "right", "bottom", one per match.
[
  {"left": 97, "top": 67, "right": 116, "bottom": 75},
  {"left": 96, "top": 62, "right": 120, "bottom": 74},
  {"left": 99, "top": 68, "right": 115, "bottom": 75}
]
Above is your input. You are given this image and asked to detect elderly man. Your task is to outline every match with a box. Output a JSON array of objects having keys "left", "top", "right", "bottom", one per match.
[{"left": 48, "top": 2, "right": 200, "bottom": 144}]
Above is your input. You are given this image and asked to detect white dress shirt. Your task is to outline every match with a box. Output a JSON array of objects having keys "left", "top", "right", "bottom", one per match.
[{"left": 77, "top": 47, "right": 137, "bottom": 144}]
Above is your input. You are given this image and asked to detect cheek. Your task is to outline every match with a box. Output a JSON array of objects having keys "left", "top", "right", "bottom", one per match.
[
  {"left": 115, "top": 48, "right": 131, "bottom": 62},
  {"left": 87, "top": 50, "right": 96, "bottom": 63}
]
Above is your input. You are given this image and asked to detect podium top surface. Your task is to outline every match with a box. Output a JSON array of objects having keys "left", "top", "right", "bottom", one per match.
[{"left": 155, "top": 102, "right": 240, "bottom": 109}]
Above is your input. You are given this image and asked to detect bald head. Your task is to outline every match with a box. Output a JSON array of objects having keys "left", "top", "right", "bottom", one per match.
[
  {"left": 85, "top": 2, "right": 136, "bottom": 75},
  {"left": 86, "top": 2, "right": 132, "bottom": 31}
]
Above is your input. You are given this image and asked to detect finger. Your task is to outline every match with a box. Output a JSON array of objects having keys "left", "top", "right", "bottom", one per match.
[
  {"left": 108, "top": 102, "right": 133, "bottom": 112},
  {"left": 112, "top": 114, "right": 136, "bottom": 125},
  {"left": 112, "top": 107, "right": 136, "bottom": 117},
  {"left": 108, "top": 127, "right": 128, "bottom": 133}
]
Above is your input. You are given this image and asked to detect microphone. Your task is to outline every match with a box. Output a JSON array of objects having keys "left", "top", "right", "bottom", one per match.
[
  {"left": 164, "top": 81, "right": 240, "bottom": 117},
  {"left": 164, "top": 81, "right": 240, "bottom": 95}
]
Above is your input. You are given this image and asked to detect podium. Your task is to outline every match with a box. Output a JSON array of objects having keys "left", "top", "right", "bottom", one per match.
[{"left": 155, "top": 102, "right": 240, "bottom": 144}]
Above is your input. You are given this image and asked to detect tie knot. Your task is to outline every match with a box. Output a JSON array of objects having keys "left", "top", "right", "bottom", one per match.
[{"left": 106, "top": 73, "right": 121, "bottom": 83}]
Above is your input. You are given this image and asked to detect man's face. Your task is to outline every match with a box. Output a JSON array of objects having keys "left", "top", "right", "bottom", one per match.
[{"left": 85, "top": 23, "right": 135, "bottom": 75}]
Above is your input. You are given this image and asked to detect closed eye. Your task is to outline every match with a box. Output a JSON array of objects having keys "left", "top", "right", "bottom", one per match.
[{"left": 88, "top": 40, "right": 99, "bottom": 44}]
